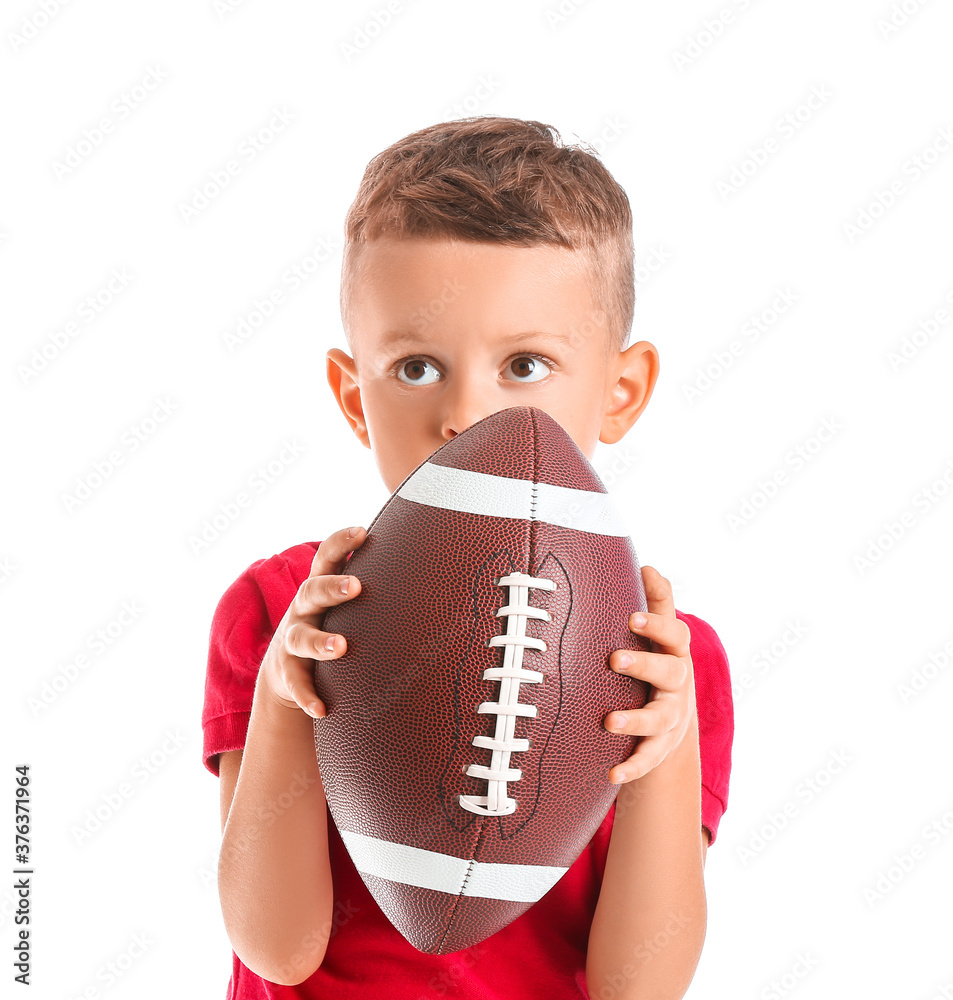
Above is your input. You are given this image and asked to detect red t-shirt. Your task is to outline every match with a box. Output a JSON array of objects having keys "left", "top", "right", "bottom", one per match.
[{"left": 202, "top": 541, "right": 734, "bottom": 999}]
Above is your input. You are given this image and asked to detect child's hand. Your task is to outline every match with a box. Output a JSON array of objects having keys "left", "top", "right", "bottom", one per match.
[
  {"left": 257, "top": 526, "right": 366, "bottom": 719},
  {"left": 603, "top": 566, "right": 696, "bottom": 785}
]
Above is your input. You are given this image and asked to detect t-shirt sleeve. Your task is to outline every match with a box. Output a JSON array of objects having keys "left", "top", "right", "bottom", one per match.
[
  {"left": 201, "top": 544, "right": 319, "bottom": 777},
  {"left": 677, "top": 611, "right": 734, "bottom": 845}
]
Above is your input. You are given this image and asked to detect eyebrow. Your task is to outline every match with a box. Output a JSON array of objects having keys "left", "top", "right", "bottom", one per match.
[{"left": 381, "top": 330, "right": 576, "bottom": 349}]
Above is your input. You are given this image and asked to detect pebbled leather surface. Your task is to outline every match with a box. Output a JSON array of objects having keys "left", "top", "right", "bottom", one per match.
[{"left": 315, "top": 406, "right": 650, "bottom": 954}]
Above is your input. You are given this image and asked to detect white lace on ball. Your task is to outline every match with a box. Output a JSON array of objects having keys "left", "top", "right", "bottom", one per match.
[{"left": 458, "top": 571, "right": 556, "bottom": 817}]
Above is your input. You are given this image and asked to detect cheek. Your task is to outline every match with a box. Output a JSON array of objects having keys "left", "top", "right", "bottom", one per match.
[
  {"left": 578, "top": 414, "right": 605, "bottom": 460},
  {"left": 542, "top": 395, "right": 602, "bottom": 451},
  {"left": 362, "top": 389, "right": 407, "bottom": 433}
]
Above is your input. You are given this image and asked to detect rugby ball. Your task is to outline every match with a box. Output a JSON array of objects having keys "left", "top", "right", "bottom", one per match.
[{"left": 314, "top": 405, "right": 650, "bottom": 954}]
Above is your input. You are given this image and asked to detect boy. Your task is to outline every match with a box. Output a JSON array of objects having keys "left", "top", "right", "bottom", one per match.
[{"left": 202, "top": 116, "right": 734, "bottom": 998}]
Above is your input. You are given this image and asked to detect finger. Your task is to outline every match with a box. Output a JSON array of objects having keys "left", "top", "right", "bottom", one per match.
[
  {"left": 610, "top": 648, "right": 687, "bottom": 691},
  {"left": 604, "top": 700, "right": 679, "bottom": 738},
  {"left": 640, "top": 565, "right": 675, "bottom": 618},
  {"left": 292, "top": 571, "right": 363, "bottom": 619},
  {"left": 284, "top": 621, "right": 348, "bottom": 662},
  {"left": 608, "top": 735, "right": 671, "bottom": 784},
  {"left": 628, "top": 608, "right": 691, "bottom": 657},
  {"left": 280, "top": 656, "right": 328, "bottom": 719},
  {"left": 310, "top": 525, "right": 366, "bottom": 580}
]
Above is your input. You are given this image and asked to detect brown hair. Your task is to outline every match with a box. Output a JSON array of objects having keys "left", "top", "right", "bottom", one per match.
[{"left": 340, "top": 116, "right": 635, "bottom": 352}]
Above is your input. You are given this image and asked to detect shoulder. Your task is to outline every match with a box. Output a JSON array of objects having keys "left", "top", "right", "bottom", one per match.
[
  {"left": 202, "top": 540, "right": 323, "bottom": 777},
  {"left": 673, "top": 608, "right": 733, "bottom": 730},
  {"left": 211, "top": 541, "right": 321, "bottom": 637},
  {"left": 675, "top": 610, "right": 734, "bottom": 739},
  {"left": 674, "top": 610, "right": 729, "bottom": 673},
  {"left": 207, "top": 539, "right": 323, "bottom": 687},
  {"left": 235, "top": 539, "right": 322, "bottom": 593},
  {"left": 674, "top": 609, "right": 735, "bottom": 844}
]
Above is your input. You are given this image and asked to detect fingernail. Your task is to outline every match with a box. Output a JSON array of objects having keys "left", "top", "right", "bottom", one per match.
[
  {"left": 613, "top": 713, "right": 627, "bottom": 730},
  {"left": 324, "top": 635, "right": 336, "bottom": 651},
  {"left": 631, "top": 613, "right": 647, "bottom": 629},
  {"left": 339, "top": 577, "right": 349, "bottom": 595},
  {"left": 347, "top": 526, "right": 361, "bottom": 538},
  {"left": 613, "top": 771, "right": 626, "bottom": 784}
]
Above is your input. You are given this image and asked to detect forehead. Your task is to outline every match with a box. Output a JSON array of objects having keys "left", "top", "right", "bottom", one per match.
[
  {"left": 351, "top": 235, "right": 592, "bottom": 277},
  {"left": 347, "top": 237, "right": 609, "bottom": 350}
]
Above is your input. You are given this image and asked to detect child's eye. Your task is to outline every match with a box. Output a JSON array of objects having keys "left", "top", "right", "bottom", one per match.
[
  {"left": 504, "top": 354, "right": 554, "bottom": 383},
  {"left": 395, "top": 358, "right": 442, "bottom": 385},
  {"left": 393, "top": 353, "right": 556, "bottom": 386}
]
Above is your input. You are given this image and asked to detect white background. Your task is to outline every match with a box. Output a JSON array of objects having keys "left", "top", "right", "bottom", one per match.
[{"left": 3, "top": 1, "right": 952, "bottom": 997}]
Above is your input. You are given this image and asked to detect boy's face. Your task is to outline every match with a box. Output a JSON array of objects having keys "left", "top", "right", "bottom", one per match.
[{"left": 327, "top": 237, "right": 658, "bottom": 494}]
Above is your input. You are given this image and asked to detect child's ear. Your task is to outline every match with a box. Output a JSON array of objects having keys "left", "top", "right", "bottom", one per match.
[
  {"left": 599, "top": 340, "right": 660, "bottom": 445},
  {"left": 327, "top": 348, "right": 371, "bottom": 449}
]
